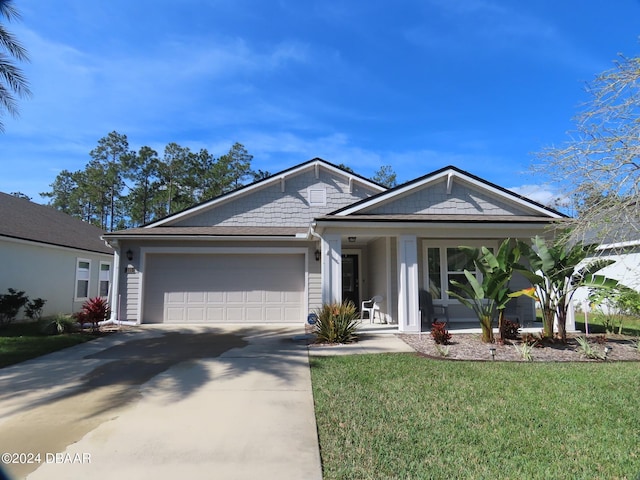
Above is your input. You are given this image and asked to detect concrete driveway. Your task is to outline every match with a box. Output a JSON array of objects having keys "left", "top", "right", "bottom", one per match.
[{"left": 0, "top": 325, "right": 322, "bottom": 480}]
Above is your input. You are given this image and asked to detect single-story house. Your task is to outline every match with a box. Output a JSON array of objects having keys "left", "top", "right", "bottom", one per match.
[
  {"left": 0, "top": 192, "right": 114, "bottom": 318},
  {"left": 103, "top": 159, "right": 567, "bottom": 333}
]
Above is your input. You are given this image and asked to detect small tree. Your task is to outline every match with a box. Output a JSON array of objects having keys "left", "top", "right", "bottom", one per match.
[
  {"left": 589, "top": 285, "right": 640, "bottom": 334},
  {"left": 513, "top": 236, "right": 618, "bottom": 342}
]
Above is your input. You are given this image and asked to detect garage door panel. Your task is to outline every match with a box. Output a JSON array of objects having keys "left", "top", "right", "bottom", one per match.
[
  {"left": 284, "top": 308, "right": 302, "bottom": 322},
  {"left": 226, "top": 291, "right": 244, "bottom": 303},
  {"left": 187, "top": 292, "right": 205, "bottom": 302},
  {"left": 207, "top": 292, "right": 224, "bottom": 302},
  {"left": 246, "top": 291, "right": 263, "bottom": 303},
  {"left": 166, "top": 307, "right": 185, "bottom": 322},
  {"left": 187, "top": 307, "right": 205, "bottom": 322},
  {"left": 226, "top": 307, "right": 244, "bottom": 322},
  {"left": 166, "top": 292, "right": 186, "bottom": 303}
]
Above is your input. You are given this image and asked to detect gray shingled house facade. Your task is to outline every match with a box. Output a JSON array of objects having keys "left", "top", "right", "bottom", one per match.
[{"left": 103, "top": 159, "right": 566, "bottom": 332}]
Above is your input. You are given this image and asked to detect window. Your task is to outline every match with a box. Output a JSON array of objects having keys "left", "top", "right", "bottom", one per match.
[
  {"left": 75, "top": 259, "right": 91, "bottom": 300},
  {"left": 423, "top": 242, "right": 496, "bottom": 301},
  {"left": 99, "top": 262, "right": 111, "bottom": 298}
]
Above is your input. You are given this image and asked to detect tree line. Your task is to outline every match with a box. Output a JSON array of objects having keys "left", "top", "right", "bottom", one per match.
[
  {"left": 42, "top": 132, "right": 261, "bottom": 231},
  {"left": 42, "top": 131, "right": 399, "bottom": 232}
]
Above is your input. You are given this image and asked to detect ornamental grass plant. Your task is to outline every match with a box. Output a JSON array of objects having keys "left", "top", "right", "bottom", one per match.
[{"left": 314, "top": 301, "right": 360, "bottom": 344}]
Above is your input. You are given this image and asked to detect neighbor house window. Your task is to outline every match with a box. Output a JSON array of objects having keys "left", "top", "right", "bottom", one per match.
[
  {"left": 423, "top": 242, "right": 496, "bottom": 301},
  {"left": 75, "top": 259, "right": 91, "bottom": 300},
  {"left": 99, "top": 262, "right": 111, "bottom": 298}
]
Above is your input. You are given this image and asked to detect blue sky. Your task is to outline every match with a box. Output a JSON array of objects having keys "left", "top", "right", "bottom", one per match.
[{"left": 3, "top": 0, "right": 640, "bottom": 205}]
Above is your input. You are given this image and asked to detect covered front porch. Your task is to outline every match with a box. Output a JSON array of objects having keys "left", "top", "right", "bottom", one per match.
[{"left": 315, "top": 227, "right": 545, "bottom": 333}]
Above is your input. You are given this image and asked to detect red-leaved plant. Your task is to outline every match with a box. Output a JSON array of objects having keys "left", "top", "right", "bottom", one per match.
[
  {"left": 430, "top": 320, "right": 452, "bottom": 345},
  {"left": 74, "top": 297, "right": 111, "bottom": 331}
]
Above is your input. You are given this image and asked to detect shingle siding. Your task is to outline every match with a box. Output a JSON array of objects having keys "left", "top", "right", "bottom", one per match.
[
  {"left": 173, "top": 169, "right": 379, "bottom": 227},
  {"left": 366, "top": 179, "right": 533, "bottom": 216}
]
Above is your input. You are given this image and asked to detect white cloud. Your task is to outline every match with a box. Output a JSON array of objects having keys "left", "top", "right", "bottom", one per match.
[{"left": 508, "top": 183, "right": 569, "bottom": 208}]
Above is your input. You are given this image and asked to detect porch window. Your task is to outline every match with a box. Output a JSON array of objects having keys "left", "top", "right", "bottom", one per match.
[{"left": 423, "top": 242, "right": 495, "bottom": 302}]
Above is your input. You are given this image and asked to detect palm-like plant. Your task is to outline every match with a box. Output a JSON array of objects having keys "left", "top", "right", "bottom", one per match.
[
  {"left": 513, "top": 236, "right": 618, "bottom": 342},
  {"left": 0, "top": 0, "right": 31, "bottom": 132},
  {"left": 447, "top": 239, "right": 521, "bottom": 343}
]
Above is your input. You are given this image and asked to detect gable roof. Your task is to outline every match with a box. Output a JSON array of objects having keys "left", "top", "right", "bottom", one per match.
[
  {"left": 0, "top": 192, "right": 113, "bottom": 255},
  {"left": 145, "top": 158, "right": 387, "bottom": 228},
  {"left": 329, "top": 165, "right": 567, "bottom": 219}
]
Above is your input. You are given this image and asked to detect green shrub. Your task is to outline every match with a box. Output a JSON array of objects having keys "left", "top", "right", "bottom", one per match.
[
  {"left": 0, "top": 288, "right": 29, "bottom": 328},
  {"left": 314, "top": 301, "right": 360, "bottom": 344},
  {"left": 40, "top": 314, "right": 78, "bottom": 335},
  {"left": 25, "top": 298, "right": 46, "bottom": 321}
]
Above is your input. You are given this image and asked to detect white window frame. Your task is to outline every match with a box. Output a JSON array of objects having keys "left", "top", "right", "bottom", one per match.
[
  {"left": 422, "top": 240, "right": 498, "bottom": 303},
  {"left": 75, "top": 258, "right": 92, "bottom": 301},
  {"left": 99, "top": 261, "right": 111, "bottom": 298}
]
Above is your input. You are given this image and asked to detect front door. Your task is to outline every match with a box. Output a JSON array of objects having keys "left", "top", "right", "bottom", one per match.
[{"left": 342, "top": 254, "right": 359, "bottom": 308}]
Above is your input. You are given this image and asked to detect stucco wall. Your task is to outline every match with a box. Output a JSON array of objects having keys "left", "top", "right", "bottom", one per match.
[{"left": 0, "top": 237, "right": 113, "bottom": 318}]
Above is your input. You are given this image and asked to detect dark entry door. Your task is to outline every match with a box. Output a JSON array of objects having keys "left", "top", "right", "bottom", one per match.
[{"left": 342, "top": 254, "right": 359, "bottom": 308}]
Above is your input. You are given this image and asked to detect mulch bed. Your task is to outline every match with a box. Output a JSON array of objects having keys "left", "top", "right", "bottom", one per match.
[{"left": 398, "top": 333, "right": 640, "bottom": 362}]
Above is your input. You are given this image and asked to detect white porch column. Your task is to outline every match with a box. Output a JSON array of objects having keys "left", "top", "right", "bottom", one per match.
[
  {"left": 566, "top": 300, "right": 577, "bottom": 332},
  {"left": 321, "top": 234, "right": 342, "bottom": 304},
  {"left": 397, "top": 235, "right": 420, "bottom": 333}
]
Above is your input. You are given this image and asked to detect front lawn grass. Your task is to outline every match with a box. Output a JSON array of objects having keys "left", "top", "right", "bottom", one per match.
[
  {"left": 575, "top": 313, "right": 640, "bottom": 337},
  {"left": 0, "top": 322, "right": 96, "bottom": 369},
  {"left": 311, "top": 353, "right": 640, "bottom": 479}
]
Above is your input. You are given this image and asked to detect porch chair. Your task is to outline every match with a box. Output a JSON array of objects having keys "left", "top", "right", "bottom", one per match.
[
  {"left": 361, "top": 295, "right": 383, "bottom": 323},
  {"left": 419, "top": 290, "right": 449, "bottom": 330}
]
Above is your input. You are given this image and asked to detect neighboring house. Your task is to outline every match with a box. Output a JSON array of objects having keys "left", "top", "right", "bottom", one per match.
[
  {"left": 573, "top": 240, "right": 640, "bottom": 311},
  {"left": 103, "top": 159, "right": 567, "bottom": 332},
  {"left": 0, "top": 192, "right": 114, "bottom": 318}
]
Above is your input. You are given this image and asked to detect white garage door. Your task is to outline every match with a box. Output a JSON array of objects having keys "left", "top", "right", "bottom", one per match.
[{"left": 143, "top": 254, "right": 305, "bottom": 323}]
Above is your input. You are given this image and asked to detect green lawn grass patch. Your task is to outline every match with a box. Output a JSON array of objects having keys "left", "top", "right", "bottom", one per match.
[
  {"left": 311, "top": 353, "right": 640, "bottom": 480},
  {"left": 0, "top": 322, "right": 96, "bottom": 369}
]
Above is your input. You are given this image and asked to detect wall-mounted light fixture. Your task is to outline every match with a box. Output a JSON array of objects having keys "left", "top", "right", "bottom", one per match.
[
  {"left": 315, "top": 249, "right": 321, "bottom": 261},
  {"left": 348, "top": 236, "right": 356, "bottom": 243},
  {"left": 126, "top": 249, "right": 133, "bottom": 261}
]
